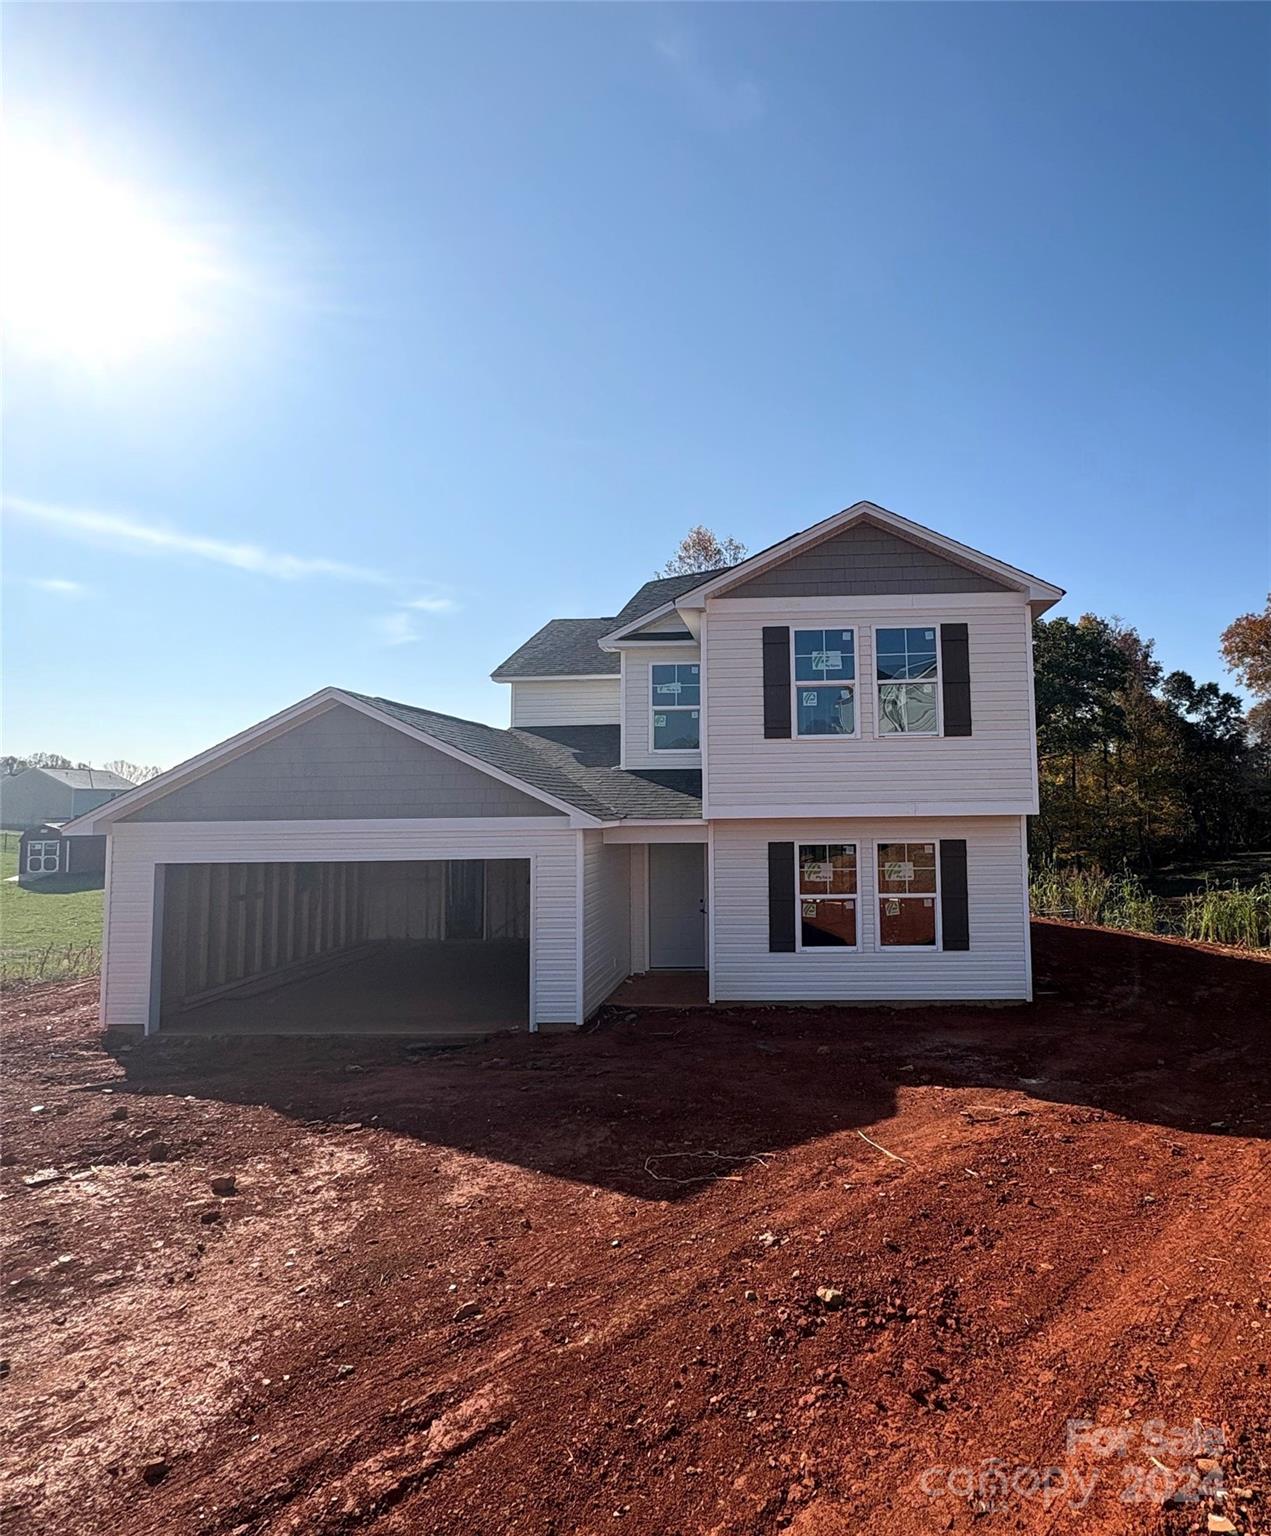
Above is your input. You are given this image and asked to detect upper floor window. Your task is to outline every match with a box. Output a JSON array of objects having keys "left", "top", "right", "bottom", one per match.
[
  {"left": 797, "top": 843, "right": 858, "bottom": 948},
  {"left": 876, "top": 626, "right": 939, "bottom": 735},
  {"left": 794, "top": 628, "right": 856, "bottom": 736},
  {"left": 651, "top": 662, "right": 700, "bottom": 751},
  {"left": 877, "top": 841, "right": 938, "bottom": 946}
]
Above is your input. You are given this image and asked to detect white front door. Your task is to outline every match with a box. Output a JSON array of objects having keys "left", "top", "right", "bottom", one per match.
[{"left": 648, "top": 843, "right": 706, "bottom": 969}]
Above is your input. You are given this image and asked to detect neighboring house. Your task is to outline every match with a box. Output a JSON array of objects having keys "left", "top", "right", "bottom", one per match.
[
  {"left": 2, "top": 767, "right": 135, "bottom": 831},
  {"left": 66, "top": 502, "right": 1063, "bottom": 1037},
  {"left": 18, "top": 821, "right": 109, "bottom": 881}
]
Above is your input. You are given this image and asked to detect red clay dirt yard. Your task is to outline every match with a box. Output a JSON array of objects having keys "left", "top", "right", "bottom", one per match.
[{"left": 2, "top": 921, "right": 1269, "bottom": 1536}]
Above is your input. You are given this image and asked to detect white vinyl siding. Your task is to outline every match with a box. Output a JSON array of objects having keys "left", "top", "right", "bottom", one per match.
[
  {"left": 509, "top": 678, "right": 621, "bottom": 727},
  {"left": 711, "top": 815, "right": 1029, "bottom": 1001},
  {"left": 581, "top": 831, "right": 632, "bottom": 1017},
  {"left": 622, "top": 645, "right": 702, "bottom": 769},
  {"left": 98, "top": 820, "right": 581, "bottom": 1034},
  {"left": 705, "top": 596, "right": 1036, "bottom": 815}
]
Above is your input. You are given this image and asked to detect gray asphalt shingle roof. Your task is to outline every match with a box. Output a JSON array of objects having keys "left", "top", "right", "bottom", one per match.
[
  {"left": 491, "top": 568, "right": 732, "bottom": 680},
  {"left": 611, "top": 568, "right": 730, "bottom": 625},
  {"left": 491, "top": 619, "right": 620, "bottom": 679},
  {"left": 350, "top": 694, "right": 701, "bottom": 821},
  {"left": 32, "top": 768, "right": 135, "bottom": 790}
]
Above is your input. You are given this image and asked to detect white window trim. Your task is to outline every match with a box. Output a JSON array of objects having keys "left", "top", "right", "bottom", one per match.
[
  {"left": 876, "top": 839, "right": 942, "bottom": 951},
  {"left": 649, "top": 661, "right": 701, "bottom": 755},
  {"left": 870, "top": 623, "right": 943, "bottom": 740},
  {"left": 794, "top": 841, "right": 860, "bottom": 954},
  {"left": 26, "top": 839, "right": 62, "bottom": 875},
  {"left": 791, "top": 625, "right": 861, "bottom": 741}
]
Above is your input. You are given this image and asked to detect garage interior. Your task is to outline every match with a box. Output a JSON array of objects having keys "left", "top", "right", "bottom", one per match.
[{"left": 156, "top": 858, "right": 530, "bottom": 1037}]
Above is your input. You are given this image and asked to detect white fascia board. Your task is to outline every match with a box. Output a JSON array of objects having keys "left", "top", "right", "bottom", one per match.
[
  {"left": 676, "top": 502, "right": 1065, "bottom": 610},
  {"left": 597, "top": 600, "right": 693, "bottom": 648},
  {"left": 66, "top": 686, "right": 603, "bottom": 833}
]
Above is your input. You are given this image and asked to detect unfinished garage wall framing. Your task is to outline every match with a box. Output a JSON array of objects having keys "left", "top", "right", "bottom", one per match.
[{"left": 156, "top": 858, "right": 532, "bottom": 1035}]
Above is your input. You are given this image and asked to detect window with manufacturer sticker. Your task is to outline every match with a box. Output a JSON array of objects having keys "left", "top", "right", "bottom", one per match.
[
  {"left": 877, "top": 841, "right": 937, "bottom": 946},
  {"left": 876, "top": 626, "right": 939, "bottom": 735},
  {"left": 651, "top": 663, "right": 700, "bottom": 751},
  {"left": 793, "top": 629, "right": 856, "bottom": 735},
  {"left": 796, "top": 843, "right": 857, "bottom": 948}
]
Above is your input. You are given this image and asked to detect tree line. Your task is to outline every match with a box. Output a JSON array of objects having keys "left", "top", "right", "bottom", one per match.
[{"left": 1033, "top": 596, "right": 1271, "bottom": 870}]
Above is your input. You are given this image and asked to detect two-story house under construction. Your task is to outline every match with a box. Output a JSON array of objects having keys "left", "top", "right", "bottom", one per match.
[{"left": 67, "top": 502, "right": 1063, "bottom": 1037}]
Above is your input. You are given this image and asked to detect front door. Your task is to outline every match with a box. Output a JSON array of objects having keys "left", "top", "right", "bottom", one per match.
[{"left": 648, "top": 843, "right": 706, "bottom": 969}]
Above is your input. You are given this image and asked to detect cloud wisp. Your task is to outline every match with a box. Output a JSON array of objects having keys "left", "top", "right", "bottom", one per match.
[
  {"left": 403, "top": 594, "right": 459, "bottom": 614},
  {"left": 375, "top": 611, "right": 422, "bottom": 647},
  {"left": 5, "top": 495, "right": 388, "bottom": 584},
  {"left": 27, "top": 577, "right": 85, "bottom": 597}
]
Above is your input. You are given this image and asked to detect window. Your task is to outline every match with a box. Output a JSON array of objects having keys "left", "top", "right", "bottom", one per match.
[
  {"left": 26, "top": 840, "right": 61, "bottom": 875},
  {"left": 876, "top": 626, "right": 939, "bottom": 734},
  {"left": 651, "top": 662, "right": 700, "bottom": 751},
  {"left": 797, "top": 843, "right": 858, "bottom": 948},
  {"left": 794, "top": 628, "right": 856, "bottom": 736},
  {"left": 877, "top": 841, "right": 938, "bottom": 946}
]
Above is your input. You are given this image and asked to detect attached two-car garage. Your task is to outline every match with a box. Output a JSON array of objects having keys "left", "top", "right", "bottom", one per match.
[
  {"left": 75, "top": 694, "right": 591, "bottom": 1037},
  {"left": 155, "top": 857, "right": 531, "bottom": 1036}
]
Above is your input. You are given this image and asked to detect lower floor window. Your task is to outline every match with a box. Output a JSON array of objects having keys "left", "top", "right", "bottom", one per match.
[
  {"left": 26, "top": 840, "right": 61, "bottom": 875},
  {"left": 797, "top": 842, "right": 857, "bottom": 948},
  {"left": 877, "top": 840, "right": 937, "bottom": 946}
]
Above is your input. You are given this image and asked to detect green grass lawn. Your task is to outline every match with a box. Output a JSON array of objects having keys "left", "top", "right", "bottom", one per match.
[{"left": 0, "top": 830, "right": 104, "bottom": 981}]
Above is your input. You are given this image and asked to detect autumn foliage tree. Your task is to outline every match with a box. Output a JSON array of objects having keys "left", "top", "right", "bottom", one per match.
[
  {"left": 660, "top": 526, "right": 747, "bottom": 576},
  {"left": 1221, "top": 593, "right": 1271, "bottom": 744}
]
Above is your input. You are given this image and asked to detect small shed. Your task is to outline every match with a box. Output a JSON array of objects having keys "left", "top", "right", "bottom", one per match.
[{"left": 18, "top": 821, "right": 108, "bottom": 882}]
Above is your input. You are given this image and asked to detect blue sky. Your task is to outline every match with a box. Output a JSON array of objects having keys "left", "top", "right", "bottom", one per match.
[{"left": 4, "top": 3, "right": 1268, "bottom": 768}]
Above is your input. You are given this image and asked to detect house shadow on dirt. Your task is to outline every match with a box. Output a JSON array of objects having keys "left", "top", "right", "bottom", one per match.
[{"left": 111, "top": 923, "right": 1271, "bottom": 1200}]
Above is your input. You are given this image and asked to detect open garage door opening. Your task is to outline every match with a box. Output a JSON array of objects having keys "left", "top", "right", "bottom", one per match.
[{"left": 155, "top": 859, "right": 530, "bottom": 1037}]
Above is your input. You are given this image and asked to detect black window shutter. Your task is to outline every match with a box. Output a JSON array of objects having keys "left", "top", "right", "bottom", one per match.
[
  {"left": 940, "top": 623, "right": 972, "bottom": 737},
  {"left": 768, "top": 842, "right": 796, "bottom": 952},
  {"left": 762, "top": 626, "right": 792, "bottom": 739},
  {"left": 939, "top": 839, "right": 970, "bottom": 951}
]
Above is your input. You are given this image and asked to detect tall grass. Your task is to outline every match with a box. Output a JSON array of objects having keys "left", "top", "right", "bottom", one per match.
[
  {"left": 1031, "top": 862, "right": 1271, "bottom": 950},
  {"left": 1029, "top": 864, "right": 1162, "bottom": 932},
  {"left": 1181, "top": 879, "right": 1271, "bottom": 950}
]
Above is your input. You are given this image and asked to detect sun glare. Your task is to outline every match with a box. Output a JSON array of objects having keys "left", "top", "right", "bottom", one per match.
[{"left": 2, "top": 141, "right": 225, "bottom": 366}]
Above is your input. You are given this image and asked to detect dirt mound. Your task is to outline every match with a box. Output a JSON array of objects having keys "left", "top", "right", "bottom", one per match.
[{"left": 3, "top": 923, "right": 1268, "bottom": 1534}]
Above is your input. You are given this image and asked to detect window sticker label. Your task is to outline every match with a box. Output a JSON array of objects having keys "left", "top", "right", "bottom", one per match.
[
  {"left": 803, "top": 861, "right": 831, "bottom": 884},
  {"left": 803, "top": 902, "right": 817, "bottom": 918},
  {"left": 660, "top": 681, "right": 682, "bottom": 695},
  {"left": 885, "top": 899, "right": 901, "bottom": 916},
  {"left": 654, "top": 714, "right": 666, "bottom": 727},
  {"left": 802, "top": 691, "right": 818, "bottom": 707},
  {"left": 923, "top": 898, "right": 933, "bottom": 907},
  {"left": 811, "top": 650, "right": 842, "bottom": 671},
  {"left": 885, "top": 861, "right": 915, "bottom": 882}
]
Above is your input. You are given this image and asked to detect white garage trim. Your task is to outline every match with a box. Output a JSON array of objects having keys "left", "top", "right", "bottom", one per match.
[{"left": 102, "top": 819, "right": 580, "bottom": 1036}]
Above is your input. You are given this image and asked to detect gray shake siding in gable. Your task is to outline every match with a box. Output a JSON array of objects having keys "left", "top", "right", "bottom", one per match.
[
  {"left": 726, "top": 522, "right": 1012, "bottom": 598},
  {"left": 125, "top": 705, "right": 562, "bottom": 822}
]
